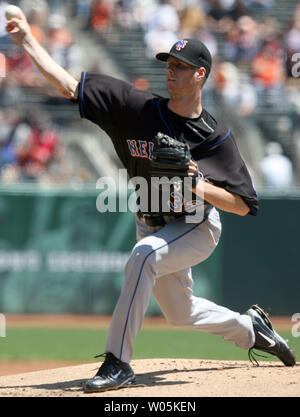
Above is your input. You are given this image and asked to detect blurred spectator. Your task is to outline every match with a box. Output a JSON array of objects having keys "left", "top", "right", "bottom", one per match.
[
  {"left": 206, "top": 0, "right": 249, "bottom": 32},
  {"left": 6, "top": 44, "right": 47, "bottom": 87},
  {"left": 260, "top": 141, "right": 293, "bottom": 187},
  {"left": 208, "top": 0, "right": 229, "bottom": 22},
  {"left": 0, "top": 0, "right": 12, "bottom": 52},
  {"left": 258, "top": 16, "right": 281, "bottom": 44},
  {"left": 19, "top": 0, "right": 50, "bottom": 17},
  {"left": 227, "top": 0, "right": 249, "bottom": 21},
  {"left": 236, "top": 14, "right": 261, "bottom": 61},
  {"left": 251, "top": 40, "right": 285, "bottom": 107},
  {"left": 27, "top": 7, "right": 46, "bottom": 45},
  {"left": 286, "top": 82, "right": 300, "bottom": 116},
  {"left": 46, "top": 14, "right": 83, "bottom": 79},
  {"left": 144, "top": 0, "right": 180, "bottom": 33},
  {"left": 113, "top": 0, "right": 140, "bottom": 30},
  {"left": 0, "top": 163, "right": 21, "bottom": 183},
  {"left": 223, "top": 15, "right": 261, "bottom": 62},
  {"left": 0, "top": 110, "right": 60, "bottom": 183},
  {"left": 244, "top": 0, "right": 274, "bottom": 17},
  {"left": 116, "top": 0, "right": 156, "bottom": 29},
  {"left": 179, "top": 4, "right": 207, "bottom": 38},
  {"left": 47, "top": 14, "right": 72, "bottom": 49},
  {"left": 0, "top": 49, "right": 7, "bottom": 77},
  {"left": 16, "top": 113, "right": 59, "bottom": 178},
  {"left": 38, "top": 142, "right": 73, "bottom": 184},
  {"left": 222, "top": 21, "right": 240, "bottom": 60},
  {"left": 144, "top": 27, "right": 178, "bottom": 60},
  {"left": 285, "top": 16, "right": 300, "bottom": 54},
  {"left": 207, "top": 0, "right": 231, "bottom": 32},
  {"left": 6, "top": 44, "right": 35, "bottom": 86},
  {"left": 2, "top": 0, "right": 300, "bottom": 186},
  {"left": 2, "top": 9, "right": 83, "bottom": 88},
  {"left": 89, "top": 0, "right": 114, "bottom": 33},
  {"left": 1, "top": 3, "right": 47, "bottom": 85},
  {"left": 71, "top": 0, "right": 93, "bottom": 28},
  {"left": 143, "top": 0, "right": 180, "bottom": 59},
  {"left": 0, "top": 77, "right": 24, "bottom": 108},
  {"left": 213, "top": 61, "right": 257, "bottom": 117},
  {"left": 132, "top": 77, "right": 149, "bottom": 90},
  {"left": 0, "top": 0, "right": 8, "bottom": 37},
  {"left": 193, "top": 28, "right": 218, "bottom": 60},
  {"left": 284, "top": 7, "right": 300, "bottom": 78},
  {"left": 0, "top": 109, "right": 22, "bottom": 174},
  {"left": 0, "top": 110, "right": 11, "bottom": 142}
]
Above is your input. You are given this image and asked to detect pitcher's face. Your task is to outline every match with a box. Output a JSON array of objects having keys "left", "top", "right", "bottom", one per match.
[{"left": 166, "top": 57, "right": 204, "bottom": 97}]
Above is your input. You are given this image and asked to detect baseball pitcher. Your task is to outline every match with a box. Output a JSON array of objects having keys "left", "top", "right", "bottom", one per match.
[{"left": 6, "top": 7, "right": 296, "bottom": 393}]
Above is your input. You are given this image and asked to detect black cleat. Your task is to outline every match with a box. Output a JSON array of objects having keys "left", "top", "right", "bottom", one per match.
[
  {"left": 246, "top": 304, "right": 296, "bottom": 367},
  {"left": 84, "top": 352, "right": 137, "bottom": 393}
]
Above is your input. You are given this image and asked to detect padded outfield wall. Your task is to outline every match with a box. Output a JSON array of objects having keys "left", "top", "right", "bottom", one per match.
[{"left": 0, "top": 185, "right": 298, "bottom": 316}]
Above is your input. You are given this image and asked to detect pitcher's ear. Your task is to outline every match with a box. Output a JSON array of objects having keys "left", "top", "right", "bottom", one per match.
[{"left": 196, "top": 67, "right": 206, "bottom": 82}]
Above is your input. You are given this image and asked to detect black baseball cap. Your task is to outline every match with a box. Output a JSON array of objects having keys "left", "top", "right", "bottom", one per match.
[{"left": 156, "top": 38, "right": 212, "bottom": 77}]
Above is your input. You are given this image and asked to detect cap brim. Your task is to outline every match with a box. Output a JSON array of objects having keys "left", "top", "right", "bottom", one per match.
[
  {"left": 155, "top": 52, "right": 170, "bottom": 62},
  {"left": 156, "top": 52, "right": 199, "bottom": 68}
]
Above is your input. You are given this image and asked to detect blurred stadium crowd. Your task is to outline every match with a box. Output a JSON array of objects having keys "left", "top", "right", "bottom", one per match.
[
  {"left": 0, "top": 0, "right": 299, "bottom": 187},
  {"left": 0, "top": 0, "right": 85, "bottom": 184}
]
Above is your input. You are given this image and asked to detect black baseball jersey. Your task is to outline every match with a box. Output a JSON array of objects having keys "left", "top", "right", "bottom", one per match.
[{"left": 73, "top": 72, "right": 258, "bottom": 216}]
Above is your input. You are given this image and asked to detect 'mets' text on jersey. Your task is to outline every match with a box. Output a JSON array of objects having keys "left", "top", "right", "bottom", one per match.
[
  {"left": 75, "top": 73, "right": 258, "bottom": 216},
  {"left": 127, "top": 140, "right": 154, "bottom": 160}
]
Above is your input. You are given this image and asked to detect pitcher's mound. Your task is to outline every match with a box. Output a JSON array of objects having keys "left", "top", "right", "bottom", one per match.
[{"left": 0, "top": 359, "right": 299, "bottom": 397}]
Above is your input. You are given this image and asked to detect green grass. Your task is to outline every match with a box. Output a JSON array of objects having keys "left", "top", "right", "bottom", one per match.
[
  {"left": 0, "top": 328, "right": 299, "bottom": 363},
  {"left": 0, "top": 328, "right": 106, "bottom": 361}
]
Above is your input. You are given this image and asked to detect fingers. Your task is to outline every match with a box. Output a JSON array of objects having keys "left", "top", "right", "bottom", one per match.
[
  {"left": 6, "top": 17, "right": 23, "bottom": 25},
  {"left": 6, "top": 17, "right": 30, "bottom": 38},
  {"left": 188, "top": 159, "right": 199, "bottom": 176},
  {"left": 6, "top": 18, "right": 21, "bottom": 33},
  {"left": 6, "top": 22, "right": 18, "bottom": 34}
]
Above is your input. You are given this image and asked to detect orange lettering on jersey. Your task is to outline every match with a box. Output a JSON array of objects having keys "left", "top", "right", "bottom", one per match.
[
  {"left": 139, "top": 141, "right": 148, "bottom": 158},
  {"left": 169, "top": 192, "right": 184, "bottom": 213},
  {"left": 127, "top": 140, "right": 155, "bottom": 160},
  {"left": 127, "top": 140, "right": 141, "bottom": 157},
  {"left": 148, "top": 142, "right": 154, "bottom": 160}
]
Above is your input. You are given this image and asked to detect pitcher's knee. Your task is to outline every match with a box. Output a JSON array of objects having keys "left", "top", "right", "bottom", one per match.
[
  {"left": 167, "top": 317, "right": 186, "bottom": 327},
  {"left": 125, "top": 242, "right": 157, "bottom": 278},
  {"left": 162, "top": 310, "right": 193, "bottom": 327}
]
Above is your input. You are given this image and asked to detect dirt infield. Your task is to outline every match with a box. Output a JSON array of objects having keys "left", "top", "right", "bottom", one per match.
[
  {"left": 4, "top": 314, "right": 173, "bottom": 329},
  {"left": 0, "top": 315, "right": 298, "bottom": 397},
  {"left": 0, "top": 359, "right": 299, "bottom": 397},
  {"left": 4, "top": 314, "right": 293, "bottom": 330}
]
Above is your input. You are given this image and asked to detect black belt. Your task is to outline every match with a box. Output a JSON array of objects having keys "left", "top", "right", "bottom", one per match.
[
  {"left": 137, "top": 211, "right": 184, "bottom": 227},
  {"left": 137, "top": 205, "right": 213, "bottom": 227}
]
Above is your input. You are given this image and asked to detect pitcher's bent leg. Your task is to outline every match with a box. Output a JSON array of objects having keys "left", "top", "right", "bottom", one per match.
[{"left": 152, "top": 270, "right": 255, "bottom": 350}]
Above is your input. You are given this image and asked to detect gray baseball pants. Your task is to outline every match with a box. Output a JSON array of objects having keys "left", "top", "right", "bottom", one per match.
[{"left": 105, "top": 207, "right": 255, "bottom": 363}]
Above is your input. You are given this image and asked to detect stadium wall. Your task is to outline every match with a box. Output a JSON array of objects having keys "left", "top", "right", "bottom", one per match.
[{"left": 0, "top": 186, "right": 298, "bottom": 315}]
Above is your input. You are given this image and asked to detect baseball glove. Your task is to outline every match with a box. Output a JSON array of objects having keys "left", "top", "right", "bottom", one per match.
[{"left": 151, "top": 132, "right": 191, "bottom": 180}]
